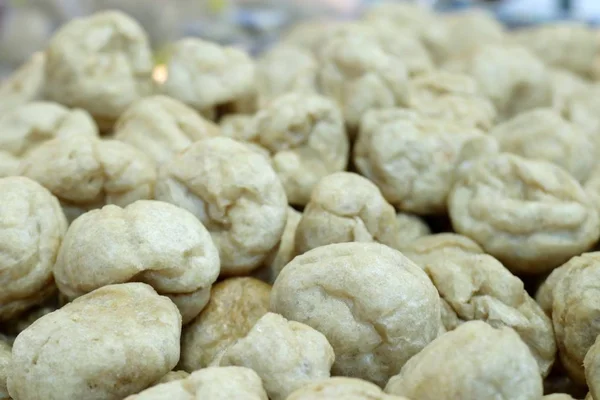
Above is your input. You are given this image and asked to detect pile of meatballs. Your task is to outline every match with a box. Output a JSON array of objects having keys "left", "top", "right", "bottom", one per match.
[{"left": 3, "top": 2, "right": 600, "bottom": 399}]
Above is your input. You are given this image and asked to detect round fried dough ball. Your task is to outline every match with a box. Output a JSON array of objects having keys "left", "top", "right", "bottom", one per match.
[
  {"left": 7, "top": 283, "right": 181, "bottom": 400},
  {"left": 155, "top": 137, "right": 287, "bottom": 275},
  {"left": 385, "top": 321, "right": 543, "bottom": 400},
  {"left": 550, "top": 253, "right": 600, "bottom": 384},
  {"left": 402, "top": 233, "right": 556, "bottom": 376},
  {"left": 0, "top": 52, "right": 45, "bottom": 117},
  {"left": 317, "top": 29, "right": 409, "bottom": 132},
  {"left": 20, "top": 135, "right": 156, "bottom": 222},
  {"left": 354, "top": 108, "right": 484, "bottom": 215},
  {"left": 53, "top": 200, "right": 220, "bottom": 323},
  {"left": 0, "top": 340, "right": 10, "bottom": 400},
  {"left": 585, "top": 335, "right": 600, "bottom": 400},
  {"left": 489, "top": 108, "right": 595, "bottom": 182},
  {"left": 444, "top": 45, "right": 550, "bottom": 120},
  {"left": 511, "top": 23, "right": 600, "bottom": 79},
  {"left": 114, "top": 95, "right": 220, "bottom": 165},
  {"left": 180, "top": 277, "right": 271, "bottom": 371},
  {"left": 270, "top": 242, "right": 441, "bottom": 386},
  {"left": 160, "top": 38, "right": 257, "bottom": 117},
  {"left": 295, "top": 172, "right": 401, "bottom": 255},
  {"left": 258, "top": 207, "right": 302, "bottom": 284},
  {"left": 124, "top": 367, "right": 267, "bottom": 400},
  {"left": 219, "top": 312, "right": 334, "bottom": 400},
  {"left": 0, "top": 177, "right": 67, "bottom": 322},
  {"left": 44, "top": 11, "right": 154, "bottom": 130},
  {"left": 0, "top": 102, "right": 98, "bottom": 174},
  {"left": 395, "top": 213, "right": 430, "bottom": 243},
  {"left": 449, "top": 153, "right": 600, "bottom": 275},
  {"left": 407, "top": 71, "right": 497, "bottom": 130},
  {"left": 256, "top": 44, "right": 318, "bottom": 107},
  {"left": 287, "top": 377, "right": 410, "bottom": 400},
  {"left": 244, "top": 93, "right": 349, "bottom": 206}
]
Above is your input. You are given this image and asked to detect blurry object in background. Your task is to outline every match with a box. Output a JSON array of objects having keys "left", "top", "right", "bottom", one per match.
[
  {"left": 0, "top": 5, "right": 53, "bottom": 67},
  {"left": 573, "top": 0, "right": 600, "bottom": 22},
  {"left": 0, "top": 52, "right": 45, "bottom": 117}
]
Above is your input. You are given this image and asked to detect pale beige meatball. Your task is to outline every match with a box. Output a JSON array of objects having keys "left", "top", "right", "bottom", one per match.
[
  {"left": 20, "top": 135, "right": 157, "bottom": 222},
  {"left": 160, "top": 38, "right": 257, "bottom": 117},
  {"left": 44, "top": 11, "right": 154, "bottom": 130},
  {"left": 585, "top": 165, "right": 600, "bottom": 215},
  {"left": 7, "top": 283, "right": 181, "bottom": 400},
  {"left": 114, "top": 95, "right": 220, "bottom": 165},
  {"left": 256, "top": 44, "right": 318, "bottom": 107},
  {"left": 402, "top": 233, "right": 556, "bottom": 376},
  {"left": 0, "top": 177, "right": 67, "bottom": 321},
  {"left": 0, "top": 52, "right": 45, "bottom": 116},
  {"left": 489, "top": 108, "right": 596, "bottom": 182},
  {"left": 271, "top": 242, "right": 441, "bottom": 386},
  {"left": 295, "top": 172, "right": 401, "bottom": 255},
  {"left": 0, "top": 102, "right": 98, "bottom": 154},
  {"left": 550, "top": 253, "right": 600, "bottom": 384},
  {"left": 244, "top": 93, "right": 349, "bottom": 206},
  {"left": 155, "top": 136, "right": 287, "bottom": 275},
  {"left": 444, "top": 45, "right": 550, "bottom": 120},
  {"left": 435, "top": 9, "right": 506, "bottom": 63},
  {"left": 180, "top": 277, "right": 271, "bottom": 372},
  {"left": 317, "top": 29, "right": 409, "bottom": 132},
  {"left": 219, "top": 114, "right": 253, "bottom": 140},
  {"left": 219, "top": 312, "right": 334, "bottom": 400},
  {"left": 0, "top": 152, "right": 20, "bottom": 178},
  {"left": 566, "top": 84, "right": 600, "bottom": 149},
  {"left": 287, "top": 377, "right": 410, "bottom": 400},
  {"left": 385, "top": 321, "right": 543, "bottom": 400},
  {"left": 124, "top": 367, "right": 268, "bottom": 400},
  {"left": 257, "top": 207, "right": 302, "bottom": 284},
  {"left": 395, "top": 213, "right": 430, "bottom": 244},
  {"left": 449, "top": 153, "right": 599, "bottom": 275},
  {"left": 585, "top": 335, "right": 600, "bottom": 400},
  {"left": 0, "top": 340, "right": 10, "bottom": 399},
  {"left": 511, "top": 23, "right": 600, "bottom": 79},
  {"left": 354, "top": 108, "right": 484, "bottom": 215},
  {"left": 407, "top": 71, "right": 497, "bottom": 130},
  {"left": 53, "top": 200, "right": 220, "bottom": 323},
  {"left": 0, "top": 102, "right": 98, "bottom": 178}
]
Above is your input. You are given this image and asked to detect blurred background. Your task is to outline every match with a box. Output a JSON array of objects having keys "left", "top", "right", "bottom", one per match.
[{"left": 0, "top": 0, "right": 599, "bottom": 78}]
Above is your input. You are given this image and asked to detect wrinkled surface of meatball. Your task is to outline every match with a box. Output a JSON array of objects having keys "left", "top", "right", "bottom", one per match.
[
  {"left": 551, "top": 253, "right": 600, "bottom": 384},
  {"left": 53, "top": 200, "right": 220, "bottom": 323},
  {"left": 180, "top": 277, "right": 271, "bottom": 372},
  {"left": 271, "top": 242, "right": 441, "bottom": 386},
  {"left": 124, "top": 367, "right": 268, "bottom": 400},
  {"left": 295, "top": 172, "right": 401, "bottom": 255},
  {"left": 7, "top": 283, "right": 181, "bottom": 400},
  {"left": 402, "top": 233, "right": 556, "bottom": 376},
  {"left": 154, "top": 371, "right": 189, "bottom": 385},
  {"left": 44, "top": 11, "right": 154, "bottom": 128},
  {"left": 244, "top": 93, "right": 348, "bottom": 206},
  {"left": 317, "top": 30, "right": 409, "bottom": 131},
  {"left": 0, "top": 52, "right": 45, "bottom": 117},
  {"left": 287, "top": 377, "right": 410, "bottom": 400},
  {"left": 20, "top": 135, "right": 157, "bottom": 222},
  {"left": 155, "top": 137, "right": 287, "bottom": 275},
  {"left": 354, "top": 108, "right": 484, "bottom": 214},
  {"left": 114, "top": 95, "right": 220, "bottom": 165},
  {"left": 408, "top": 71, "right": 496, "bottom": 130},
  {"left": 219, "top": 312, "right": 334, "bottom": 400},
  {"left": 449, "top": 153, "right": 599, "bottom": 274},
  {"left": 256, "top": 44, "right": 318, "bottom": 107},
  {"left": 490, "top": 108, "right": 595, "bottom": 182},
  {"left": 160, "top": 38, "right": 257, "bottom": 117},
  {"left": 0, "top": 177, "right": 67, "bottom": 321},
  {"left": 444, "top": 45, "right": 550, "bottom": 120},
  {"left": 385, "top": 321, "right": 543, "bottom": 400}
]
